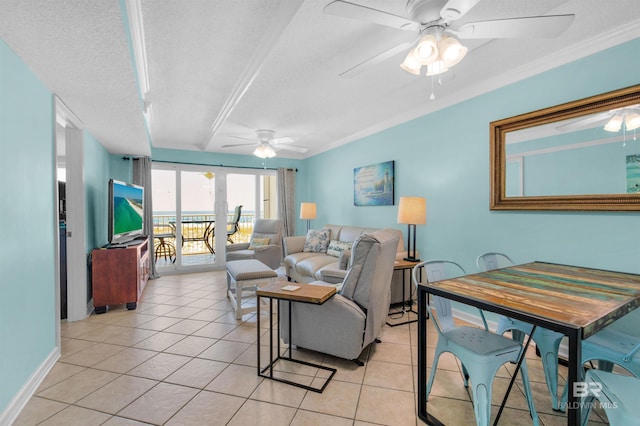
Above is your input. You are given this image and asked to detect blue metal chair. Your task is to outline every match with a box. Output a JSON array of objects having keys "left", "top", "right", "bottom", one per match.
[
  {"left": 560, "top": 326, "right": 640, "bottom": 408},
  {"left": 476, "top": 252, "right": 566, "bottom": 411},
  {"left": 580, "top": 369, "right": 640, "bottom": 426},
  {"left": 413, "top": 259, "right": 539, "bottom": 426}
]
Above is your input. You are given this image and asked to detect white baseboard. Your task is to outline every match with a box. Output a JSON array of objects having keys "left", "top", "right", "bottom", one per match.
[{"left": 0, "top": 347, "right": 60, "bottom": 425}]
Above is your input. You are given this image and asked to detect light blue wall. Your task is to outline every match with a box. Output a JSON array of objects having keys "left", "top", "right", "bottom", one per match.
[
  {"left": 84, "top": 131, "right": 111, "bottom": 252},
  {"left": 84, "top": 133, "right": 129, "bottom": 302},
  {"left": 0, "top": 39, "right": 57, "bottom": 413},
  {"left": 306, "top": 38, "right": 640, "bottom": 332}
]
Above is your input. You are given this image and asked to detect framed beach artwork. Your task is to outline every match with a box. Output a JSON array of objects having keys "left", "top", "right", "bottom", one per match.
[{"left": 354, "top": 160, "right": 394, "bottom": 206}]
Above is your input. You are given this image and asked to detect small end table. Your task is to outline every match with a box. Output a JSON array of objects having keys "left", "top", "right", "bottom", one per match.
[
  {"left": 256, "top": 282, "right": 337, "bottom": 393},
  {"left": 386, "top": 259, "right": 421, "bottom": 327}
]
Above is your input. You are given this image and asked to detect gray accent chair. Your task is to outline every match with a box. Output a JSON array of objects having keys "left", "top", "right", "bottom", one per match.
[
  {"left": 225, "top": 219, "right": 283, "bottom": 270},
  {"left": 280, "top": 228, "right": 400, "bottom": 361}
]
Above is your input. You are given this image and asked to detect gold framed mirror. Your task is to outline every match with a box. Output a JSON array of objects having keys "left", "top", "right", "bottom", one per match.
[{"left": 490, "top": 84, "right": 640, "bottom": 211}]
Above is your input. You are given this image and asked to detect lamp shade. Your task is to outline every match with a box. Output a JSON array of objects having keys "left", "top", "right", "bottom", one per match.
[
  {"left": 397, "top": 197, "right": 426, "bottom": 225},
  {"left": 254, "top": 143, "right": 276, "bottom": 158},
  {"left": 300, "top": 202, "right": 317, "bottom": 220},
  {"left": 604, "top": 115, "right": 623, "bottom": 132},
  {"left": 400, "top": 48, "right": 422, "bottom": 75},
  {"left": 625, "top": 113, "right": 640, "bottom": 131},
  {"left": 414, "top": 35, "right": 439, "bottom": 65},
  {"left": 439, "top": 35, "right": 468, "bottom": 68}
]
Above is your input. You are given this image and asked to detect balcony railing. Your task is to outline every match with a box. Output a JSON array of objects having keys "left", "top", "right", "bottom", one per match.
[{"left": 152, "top": 213, "right": 254, "bottom": 256}]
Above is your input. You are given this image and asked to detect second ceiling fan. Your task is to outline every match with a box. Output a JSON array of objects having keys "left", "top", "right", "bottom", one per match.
[
  {"left": 324, "top": 0, "right": 575, "bottom": 78},
  {"left": 221, "top": 129, "right": 308, "bottom": 158}
]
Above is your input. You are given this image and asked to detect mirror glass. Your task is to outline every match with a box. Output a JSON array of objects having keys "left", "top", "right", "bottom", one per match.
[{"left": 490, "top": 85, "right": 640, "bottom": 210}]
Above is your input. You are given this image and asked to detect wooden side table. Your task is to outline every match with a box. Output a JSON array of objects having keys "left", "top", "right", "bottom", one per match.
[
  {"left": 386, "top": 259, "right": 421, "bottom": 327},
  {"left": 256, "top": 282, "right": 337, "bottom": 393}
]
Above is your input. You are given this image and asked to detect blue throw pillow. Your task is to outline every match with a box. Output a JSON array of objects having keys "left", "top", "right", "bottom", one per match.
[{"left": 303, "top": 229, "right": 331, "bottom": 253}]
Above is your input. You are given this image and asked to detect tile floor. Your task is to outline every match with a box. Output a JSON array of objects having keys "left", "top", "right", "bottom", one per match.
[{"left": 14, "top": 270, "right": 608, "bottom": 425}]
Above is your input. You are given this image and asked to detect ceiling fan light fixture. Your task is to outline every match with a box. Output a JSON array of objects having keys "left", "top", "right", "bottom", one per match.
[
  {"left": 604, "top": 115, "right": 623, "bottom": 132},
  {"left": 439, "top": 36, "right": 467, "bottom": 67},
  {"left": 625, "top": 113, "right": 640, "bottom": 131},
  {"left": 414, "top": 35, "right": 439, "bottom": 65},
  {"left": 400, "top": 49, "right": 422, "bottom": 75},
  {"left": 425, "top": 60, "right": 449, "bottom": 76},
  {"left": 254, "top": 143, "right": 276, "bottom": 159}
]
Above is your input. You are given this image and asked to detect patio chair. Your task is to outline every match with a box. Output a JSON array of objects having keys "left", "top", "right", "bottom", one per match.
[
  {"left": 477, "top": 252, "right": 565, "bottom": 411},
  {"left": 580, "top": 369, "right": 640, "bottom": 426},
  {"left": 153, "top": 224, "right": 176, "bottom": 263},
  {"left": 226, "top": 205, "right": 242, "bottom": 243},
  {"left": 226, "top": 219, "right": 283, "bottom": 269},
  {"left": 413, "top": 259, "right": 539, "bottom": 426}
]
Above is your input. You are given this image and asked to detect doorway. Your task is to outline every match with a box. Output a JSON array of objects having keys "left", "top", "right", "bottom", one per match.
[{"left": 151, "top": 163, "right": 277, "bottom": 273}]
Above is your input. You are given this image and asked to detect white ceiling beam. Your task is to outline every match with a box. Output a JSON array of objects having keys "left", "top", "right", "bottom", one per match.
[
  {"left": 202, "top": 0, "right": 305, "bottom": 151},
  {"left": 124, "top": 0, "right": 152, "bottom": 123}
]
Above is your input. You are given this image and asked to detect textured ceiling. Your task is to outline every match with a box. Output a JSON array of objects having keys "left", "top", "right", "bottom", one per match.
[{"left": 1, "top": 0, "right": 639, "bottom": 159}]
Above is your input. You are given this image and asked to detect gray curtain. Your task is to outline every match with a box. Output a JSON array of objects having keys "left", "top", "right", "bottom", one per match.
[
  {"left": 277, "top": 167, "right": 296, "bottom": 237},
  {"left": 133, "top": 157, "right": 158, "bottom": 278}
]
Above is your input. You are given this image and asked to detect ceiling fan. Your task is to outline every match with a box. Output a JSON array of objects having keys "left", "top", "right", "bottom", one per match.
[
  {"left": 221, "top": 129, "right": 308, "bottom": 158},
  {"left": 324, "top": 0, "right": 575, "bottom": 78},
  {"left": 557, "top": 105, "right": 640, "bottom": 134}
]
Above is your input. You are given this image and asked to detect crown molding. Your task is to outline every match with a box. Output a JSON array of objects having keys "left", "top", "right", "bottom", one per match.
[{"left": 55, "top": 96, "right": 82, "bottom": 128}]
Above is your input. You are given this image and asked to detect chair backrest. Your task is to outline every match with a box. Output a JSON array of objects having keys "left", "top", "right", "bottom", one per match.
[
  {"left": 251, "top": 219, "right": 283, "bottom": 247},
  {"left": 413, "top": 260, "right": 467, "bottom": 332},
  {"left": 476, "top": 252, "right": 514, "bottom": 272},
  {"left": 227, "top": 205, "right": 242, "bottom": 232},
  {"left": 340, "top": 229, "right": 400, "bottom": 346}
]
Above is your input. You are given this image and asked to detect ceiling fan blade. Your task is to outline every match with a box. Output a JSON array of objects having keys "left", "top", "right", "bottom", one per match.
[
  {"left": 323, "top": 0, "right": 419, "bottom": 31},
  {"left": 340, "top": 39, "right": 416, "bottom": 78},
  {"left": 221, "top": 143, "right": 258, "bottom": 148},
  {"left": 453, "top": 14, "right": 575, "bottom": 39},
  {"left": 440, "top": 0, "right": 481, "bottom": 23},
  {"left": 272, "top": 136, "right": 295, "bottom": 144},
  {"left": 275, "top": 145, "right": 308, "bottom": 154},
  {"left": 228, "top": 134, "right": 254, "bottom": 141},
  {"left": 556, "top": 111, "right": 613, "bottom": 132}
]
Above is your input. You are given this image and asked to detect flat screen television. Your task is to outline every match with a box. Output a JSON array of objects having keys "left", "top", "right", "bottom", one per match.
[{"left": 108, "top": 179, "right": 145, "bottom": 245}]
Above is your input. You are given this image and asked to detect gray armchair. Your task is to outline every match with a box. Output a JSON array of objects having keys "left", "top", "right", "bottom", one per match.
[
  {"left": 225, "top": 219, "right": 283, "bottom": 269},
  {"left": 280, "top": 228, "right": 400, "bottom": 361}
]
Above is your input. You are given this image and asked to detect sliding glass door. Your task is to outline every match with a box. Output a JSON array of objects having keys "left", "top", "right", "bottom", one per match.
[{"left": 151, "top": 163, "right": 277, "bottom": 273}]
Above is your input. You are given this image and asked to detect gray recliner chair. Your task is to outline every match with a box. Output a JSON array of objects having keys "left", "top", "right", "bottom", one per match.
[
  {"left": 225, "top": 219, "right": 283, "bottom": 269},
  {"left": 280, "top": 228, "right": 400, "bottom": 362}
]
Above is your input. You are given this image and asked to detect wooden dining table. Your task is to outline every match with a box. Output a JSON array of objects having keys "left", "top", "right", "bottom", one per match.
[{"left": 416, "top": 261, "right": 640, "bottom": 425}]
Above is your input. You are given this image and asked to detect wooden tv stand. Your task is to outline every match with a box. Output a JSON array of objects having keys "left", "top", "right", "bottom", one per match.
[{"left": 92, "top": 238, "right": 150, "bottom": 314}]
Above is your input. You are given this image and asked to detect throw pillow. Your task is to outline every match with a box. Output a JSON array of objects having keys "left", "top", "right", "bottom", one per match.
[
  {"left": 303, "top": 229, "right": 331, "bottom": 253},
  {"left": 327, "top": 239, "right": 353, "bottom": 258},
  {"left": 248, "top": 237, "right": 270, "bottom": 250}
]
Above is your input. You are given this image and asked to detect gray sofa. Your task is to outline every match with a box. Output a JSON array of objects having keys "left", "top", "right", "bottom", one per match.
[
  {"left": 283, "top": 224, "right": 411, "bottom": 304},
  {"left": 281, "top": 229, "right": 400, "bottom": 360}
]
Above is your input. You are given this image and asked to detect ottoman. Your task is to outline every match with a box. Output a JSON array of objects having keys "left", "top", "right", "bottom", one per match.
[{"left": 226, "top": 259, "right": 278, "bottom": 319}]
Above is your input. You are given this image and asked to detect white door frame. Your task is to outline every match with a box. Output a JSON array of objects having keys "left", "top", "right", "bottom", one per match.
[
  {"left": 152, "top": 162, "right": 276, "bottom": 273},
  {"left": 55, "top": 98, "right": 89, "bottom": 323}
]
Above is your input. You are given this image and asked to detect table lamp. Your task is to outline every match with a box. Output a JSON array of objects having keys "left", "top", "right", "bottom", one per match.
[
  {"left": 300, "top": 202, "right": 317, "bottom": 232},
  {"left": 397, "top": 196, "right": 426, "bottom": 262}
]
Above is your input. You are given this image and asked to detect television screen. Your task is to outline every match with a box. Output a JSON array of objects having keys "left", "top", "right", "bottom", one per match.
[{"left": 109, "top": 179, "right": 145, "bottom": 245}]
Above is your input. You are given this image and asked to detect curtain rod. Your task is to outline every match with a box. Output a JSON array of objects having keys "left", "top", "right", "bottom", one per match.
[{"left": 147, "top": 159, "right": 297, "bottom": 172}]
